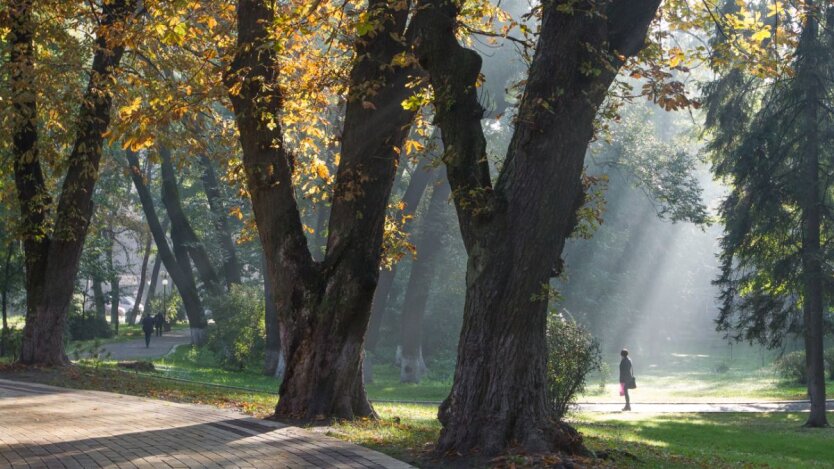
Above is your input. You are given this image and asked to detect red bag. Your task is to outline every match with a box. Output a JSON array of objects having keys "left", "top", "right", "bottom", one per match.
[{"left": 619, "top": 382, "right": 625, "bottom": 396}]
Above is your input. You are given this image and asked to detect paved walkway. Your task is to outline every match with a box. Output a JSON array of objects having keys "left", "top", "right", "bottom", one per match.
[
  {"left": 0, "top": 379, "right": 413, "bottom": 469},
  {"left": 99, "top": 329, "right": 191, "bottom": 361},
  {"left": 576, "top": 400, "right": 834, "bottom": 413}
]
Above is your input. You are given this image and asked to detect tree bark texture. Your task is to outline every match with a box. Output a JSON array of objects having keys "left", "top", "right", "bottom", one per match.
[
  {"left": 365, "top": 157, "right": 435, "bottom": 383},
  {"left": 228, "top": 0, "right": 419, "bottom": 420},
  {"left": 400, "top": 173, "right": 450, "bottom": 383},
  {"left": 126, "top": 151, "right": 207, "bottom": 342},
  {"left": 412, "top": 0, "right": 661, "bottom": 455},
  {"left": 12, "top": 0, "right": 137, "bottom": 366},
  {"left": 797, "top": 3, "right": 829, "bottom": 428},
  {"left": 199, "top": 155, "right": 243, "bottom": 288},
  {"left": 159, "top": 148, "right": 223, "bottom": 296},
  {"left": 143, "top": 254, "right": 162, "bottom": 317}
]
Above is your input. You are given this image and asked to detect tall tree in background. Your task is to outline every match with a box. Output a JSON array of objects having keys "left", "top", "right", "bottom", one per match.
[
  {"left": 126, "top": 151, "right": 208, "bottom": 344},
  {"left": 365, "top": 156, "right": 435, "bottom": 383},
  {"left": 709, "top": 1, "right": 832, "bottom": 427},
  {"left": 228, "top": 0, "right": 420, "bottom": 419},
  {"left": 398, "top": 172, "right": 450, "bottom": 383},
  {"left": 199, "top": 155, "right": 242, "bottom": 288},
  {"left": 9, "top": 0, "right": 137, "bottom": 365},
  {"left": 412, "top": 0, "right": 662, "bottom": 454}
]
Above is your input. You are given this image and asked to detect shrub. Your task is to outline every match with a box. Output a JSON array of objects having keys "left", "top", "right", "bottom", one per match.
[
  {"left": 824, "top": 348, "right": 834, "bottom": 380},
  {"left": 774, "top": 350, "right": 807, "bottom": 385},
  {"left": 714, "top": 361, "right": 730, "bottom": 374},
  {"left": 546, "top": 314, "right": 602, "bottom": 419},
  {"left": 67, "top": 313, "right": 114, "bottom": 341},
  {"left": 205, "top": 285, "right": 265, "bottom": 370},
  {"left": 0, "top": 327, "right": 23, "bottom": 360},
  {"left": 148, "top": 293, "right": 184, "bottom": 324}
]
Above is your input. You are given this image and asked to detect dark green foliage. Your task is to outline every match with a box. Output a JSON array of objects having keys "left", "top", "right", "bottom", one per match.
[
  {"left": 205, "top": 285, "right": 265, "bottom": 369},
  {"left": 546, "top": 314, "right": 602, "bottom": 419},
  {"left": 0, "top": 327, "right": 23, "bottom": 360},
  {"left": 774, "top": 351, "right": 807, "bottom": 385},
  {"left": 707, "top": 7, "right": 834, "bottom": 349},
  {"left": 67, "top": 314, "right": 114, "bottom": 341}
]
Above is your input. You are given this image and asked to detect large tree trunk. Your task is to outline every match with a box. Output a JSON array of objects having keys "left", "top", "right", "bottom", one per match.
[
  {"left": 797, "top": 4, "right": 829, "bottom": 428},
  {"left": 412, "top": 0, "right": 660, "bottom": 455},
  {"left": 126, "top": 151, "right": 207, "bottom": 344},
  {"left": 228, "top": 0, "right": 418, "bottom": 420},
  {"left": 130, "top": 234, "right": 153, "bottom": 325},
  {"left": 400, "top": 174, "right": 450, "bottom": 383},
  {"left": 159, "top": 148, "right": 222, "bottom": 296},
  {"left": 365, "top": 158, "right": 435, "bottom": 383},
  {"left": 12, "top": 0, "right": 136, "bottom": 366},
  {"left": 199, "top": 155, "right": 242, "bottom": 288}
]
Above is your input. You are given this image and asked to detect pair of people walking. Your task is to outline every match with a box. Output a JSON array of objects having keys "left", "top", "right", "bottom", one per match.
[{"left": 141, "top": 312, "right": 165, "bottom": 348}]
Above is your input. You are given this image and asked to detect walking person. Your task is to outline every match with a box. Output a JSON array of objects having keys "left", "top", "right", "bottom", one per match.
[
  {"left": 154, "top": 311, "right": 164, "bottom": 337},
  {"left": 619, "top": 348, "right": 634, "bottom": 411},
  {"left": 141, "top": 313, "right": 155, "bottom": 348}
]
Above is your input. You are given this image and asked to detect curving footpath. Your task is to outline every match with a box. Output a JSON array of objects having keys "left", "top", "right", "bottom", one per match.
[
  {"left": 0, "top": 378, "right": 413, "bottom": 469},
  {"left": 96, "top": 329, "right": 192, "bottom": 361}
]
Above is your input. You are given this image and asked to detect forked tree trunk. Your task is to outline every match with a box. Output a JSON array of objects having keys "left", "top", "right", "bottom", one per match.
[
  {"left": 797, "top": 5, "right": 829, "bottom": 428},
  {"left": 228, "top": 0, "right": 420, "bottom": 420},
  {"left": 160, "top": 148, "right": 222, "bottom": 295},
  {"left": 12, "top": 0, "right": 136, "bottom": 366},
  {"left": 412, "top": 0, "right": 661, "bottom": 455},
  {"left": 400, "top": 174, "right": 450, "bottom": 383},
  {"left": 126, "top": 151, "right": 207, "bottom": 343}
]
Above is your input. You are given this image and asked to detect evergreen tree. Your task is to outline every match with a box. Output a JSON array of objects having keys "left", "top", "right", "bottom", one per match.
[{"left": 707, "top": 1, "right": 832, "bottom": 427}]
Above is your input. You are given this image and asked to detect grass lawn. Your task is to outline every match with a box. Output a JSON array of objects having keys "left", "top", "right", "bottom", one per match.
[
  {"left": 145, "top": 344, "right": 812, "bottom": 404},
  {"left": 573, "top": 412, "right": 834, "bottom": 468}
]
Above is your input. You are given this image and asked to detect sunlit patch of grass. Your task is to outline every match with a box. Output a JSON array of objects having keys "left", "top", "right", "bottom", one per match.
[
  {"left": 573, "top": 412, "right": 834, "bottom": 468},
  {"left": 326, "top": 404, "right": 440, "bottom": 464},
  {"left": 364, "top": 365, "right": 451, "bottom": 402}
]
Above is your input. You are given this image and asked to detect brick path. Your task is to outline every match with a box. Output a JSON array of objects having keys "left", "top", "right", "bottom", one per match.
[{"left": 0, "top": 379, "right": 413, "bottom": 469}]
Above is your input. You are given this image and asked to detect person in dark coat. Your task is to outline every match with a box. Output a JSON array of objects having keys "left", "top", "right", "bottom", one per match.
[
  {"left": 141, "top": 314, "right": 155, "bottom": 348},
  {"left": 619, "top": 348, "right": 634, "bottom": 411},
  {"left": 154, "top": 311, "right": 164, "bottom": 337}
]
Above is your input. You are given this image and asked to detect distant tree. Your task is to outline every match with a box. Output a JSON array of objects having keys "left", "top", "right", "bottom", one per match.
[
  {"left": 399, "top": 171, "right": 451, "bottom": 383},
  {"left": 707, "top": 1, "right": 831, "bottom": 427},
  {"left": 126, "top": 150, "right": 208, "bottom": 344}
]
